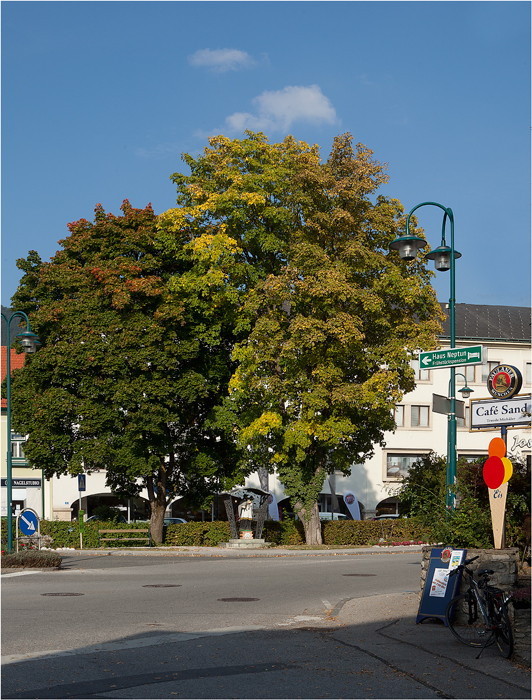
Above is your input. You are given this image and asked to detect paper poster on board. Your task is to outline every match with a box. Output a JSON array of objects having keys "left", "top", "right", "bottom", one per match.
[
  {"left": 429, "top": 568, "right": 450, "bottom": 597},
  {"left": 449, "top": 549, "right": 465, "bottom": 570}
]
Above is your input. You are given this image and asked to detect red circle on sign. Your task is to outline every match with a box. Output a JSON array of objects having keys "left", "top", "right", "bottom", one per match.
[{"left": 483, "top": 456, "right": 505, "bottom": 489}]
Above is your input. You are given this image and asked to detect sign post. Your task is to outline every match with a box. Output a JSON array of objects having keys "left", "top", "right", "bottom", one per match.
[{"left": 78, "top": 474, "right": 86, "bottom": 549}]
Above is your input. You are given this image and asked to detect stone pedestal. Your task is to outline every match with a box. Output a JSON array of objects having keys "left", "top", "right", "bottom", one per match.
[{"left": 220, "top": 539, "right": 267, "bottom": 549}]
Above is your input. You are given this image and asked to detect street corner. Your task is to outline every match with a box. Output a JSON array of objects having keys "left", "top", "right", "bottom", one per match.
[{"left": 337, "top": 591, "right": 420, "bottom": 628}]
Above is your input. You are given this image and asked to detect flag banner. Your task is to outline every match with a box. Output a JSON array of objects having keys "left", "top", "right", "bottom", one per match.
[
  {"left": 343, "top": 491, "right": 361, "bottom": 520},
  {"left": 268, "top": 491, "right": 280, "bottom": 521}
]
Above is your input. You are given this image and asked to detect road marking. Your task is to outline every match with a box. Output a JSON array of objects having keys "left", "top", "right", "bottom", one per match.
[
  {"left": 1, "top": 571, "right": 40, "bottom": 579},
  {"left": 322, "top": 599, "right": 331, "bottom": 609}
]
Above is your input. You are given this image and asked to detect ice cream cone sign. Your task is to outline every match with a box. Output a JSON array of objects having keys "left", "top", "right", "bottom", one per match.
[{"left": 483, "top": 438, "right": 513, "bottom": 549}]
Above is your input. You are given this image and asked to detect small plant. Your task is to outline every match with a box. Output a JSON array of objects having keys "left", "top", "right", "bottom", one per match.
[
  {"left": 510, "top": 585, "right": 531, "bottom": 609},
  {"left": 1, "top": 549, "right": 62, "bottom": 568}
]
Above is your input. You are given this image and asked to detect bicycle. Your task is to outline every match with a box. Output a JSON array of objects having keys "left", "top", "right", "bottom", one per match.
[{"left": 445, "top": 555, "right": 514, "bottom": 659}]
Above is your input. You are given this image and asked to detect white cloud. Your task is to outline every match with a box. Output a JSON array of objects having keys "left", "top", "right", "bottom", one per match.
[
  {"left": 224, "top": 85, "right": 338, "bottom": 133},
  {"left": 188, "top": 48, "right": 256, "bottom": 73}
]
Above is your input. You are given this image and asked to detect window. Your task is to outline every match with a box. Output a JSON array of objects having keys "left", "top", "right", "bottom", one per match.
[
  {"left": 393, "top": 405, "right": 404, "bottom": 427},
  {"left": 10, "top": 432, "right": 26, "bottom": 460},
  {"left": 526, "top": 363, "right": 531, "bottom": 385},
  {"left": 482, "top": 361, "right": 499, "bottom": 382},
  {"left": 464, "top": 364, "right": 475, "bottom": 382},
  {"left": 457, "top": 412, "right": 469, "bottom": 429},
  {"left": 11, "top": 442, "right": 26, "bottom": 459},
  {"left": 386, "top": 454, "right": 425, "bottom": 479},
  {"left": 411, "top": 360, "right": 429, "bottom": 381},
  {"left": 411, "top": 405, "right": 429, "bottom": 427}
]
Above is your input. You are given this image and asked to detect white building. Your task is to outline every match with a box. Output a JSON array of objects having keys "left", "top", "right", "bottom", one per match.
[{"left": 2, "top": 304, "right": 530, "bottom": 522}]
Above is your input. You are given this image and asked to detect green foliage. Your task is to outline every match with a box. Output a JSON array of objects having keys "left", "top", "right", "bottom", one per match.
[
  {"left": 263, "top": 519, "right": 306, "bottom": 545},
  {"left": 395, "top": 452, "right": 447, "bottom": 518},
  {"left": 1, "top": 549, "right": 62, "bottom": 568},
  {"left": 321, "top": 519, "right": 430, "bottom": 546},
  {"left": 163, "top": 521, "right": 231, "bottom": 547},
  {"left": 8, "top": 201, "right": 245, "bottom": 545},
  {"left": 160, "top": 131, "right": 444, "bottom": 544},
  {"left": 395, "top": 453, "right": 531, "bottom": 553},
  {"left": 92, "top": 505, "right": 122, "bottom": 522}
]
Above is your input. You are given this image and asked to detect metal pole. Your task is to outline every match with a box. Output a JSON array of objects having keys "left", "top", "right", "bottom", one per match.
[
  {"left": 2, "top": 311, "right": 39, "bottom": 551},
  {"left": 448, "top": 209, "right": 457, "bottom": 513},
  {"left": 4, "top": 331, "right": 13, "bottom": 550}
]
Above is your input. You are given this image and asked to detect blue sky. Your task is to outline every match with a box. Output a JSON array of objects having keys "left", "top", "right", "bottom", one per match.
[{"left": 2, "top": 1, "right": 530, "bottom": 308}]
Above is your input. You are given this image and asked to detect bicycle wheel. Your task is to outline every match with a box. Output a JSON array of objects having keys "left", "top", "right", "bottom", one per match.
[
  {"left": 492, "top": 597, "right": 513, "bottom": 658},
  {"left": 445, "top": 593, "right": 495, "bottom": 647}
]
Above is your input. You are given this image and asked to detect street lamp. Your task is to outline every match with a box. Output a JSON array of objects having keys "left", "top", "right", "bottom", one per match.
[
  {"left": 1, "top": 311, "right": 40, "bottom": 551},
  {"left": 390, "top": 202, "right": 461, "bottom": 511},
  {"left": 454, "top": 372, "right": 473, "bottom": 400}
]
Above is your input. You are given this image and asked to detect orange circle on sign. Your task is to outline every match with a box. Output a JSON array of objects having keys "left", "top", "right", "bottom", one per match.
[
  {"left": 488, "top": 438, "right": 507, "bottom": 458},
  {"left": 483, "top": 456, "right": 505, "bottom": 489},
  {"left": 501, "top": 457, "right": 513, "bottom": 484}
]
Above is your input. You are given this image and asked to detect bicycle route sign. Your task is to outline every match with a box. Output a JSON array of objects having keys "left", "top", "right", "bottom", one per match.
[{"left": 419, "top": 345, "right": 484, "bottom": 370}]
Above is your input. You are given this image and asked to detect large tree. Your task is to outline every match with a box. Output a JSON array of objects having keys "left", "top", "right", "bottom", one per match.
[
  {"left": 159, "top": 131, "right": 444, "bottom": 544},
  {"left": 9, "top": 201, "right": 243, "bottom": 543}
]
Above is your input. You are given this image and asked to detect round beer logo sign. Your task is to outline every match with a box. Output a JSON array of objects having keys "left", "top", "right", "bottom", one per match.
[
  {"left": 441, "top": 547, "right": 452, "bottom": 563},
  {"left": 487, "top": 364, "right": 522, "bottom": 399}
]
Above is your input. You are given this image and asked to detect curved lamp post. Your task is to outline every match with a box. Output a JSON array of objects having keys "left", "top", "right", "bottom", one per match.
[
  {"left": 1, "top": 311, "right": 40, "bottom": 551},
  {"left": 390, "top": 202, "right": 461, "bottom": 511}
]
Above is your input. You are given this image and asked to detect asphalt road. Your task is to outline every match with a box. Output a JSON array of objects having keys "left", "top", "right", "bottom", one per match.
[
  {"left": 2, "top": 551, "right": 530, "bottom": 699},
  {"left": 2, "top": 552, "right": 420, "bottom": 654}
]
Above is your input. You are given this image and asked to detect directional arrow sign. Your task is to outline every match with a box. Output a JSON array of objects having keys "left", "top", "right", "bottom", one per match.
[
  {"left": 19, "top": 509, "right": 39, "bottom": 536},
  {"left": 419, "top": 345, "right": 484, "bottom": 370}
]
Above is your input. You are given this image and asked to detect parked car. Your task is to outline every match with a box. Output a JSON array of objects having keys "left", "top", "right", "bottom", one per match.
[
  {"left": 86, "top": 515, "right": 127, "bottom": 523},
  {"left": 373, "top": 514, "right": 402, "bottom": 520},
  {"left": 318, "top": 512, "right": 347, "bottom": 520},
  {"left": 164, "top": 517, "right": 187, "bottom": 525}
]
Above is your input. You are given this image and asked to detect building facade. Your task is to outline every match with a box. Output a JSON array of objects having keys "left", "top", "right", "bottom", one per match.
[{"left": 2, "top": 304, "right": 530, "bottom": 522}]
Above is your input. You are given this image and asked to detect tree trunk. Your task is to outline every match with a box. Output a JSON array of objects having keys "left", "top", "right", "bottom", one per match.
[
  {"left": 295, "top": 500, "right": 323, "bottom": 545},
  {"left": 147, "top": 471, "right": 167, "bottom": 545}
]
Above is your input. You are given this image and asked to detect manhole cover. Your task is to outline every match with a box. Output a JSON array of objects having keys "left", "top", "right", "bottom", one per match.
[
  {"left": 142, "top": 585, "right": 182, "bottom": 588},
  {"left": 343, "top": 574, "right": 377, "bottom": 577},
  {"left": 41, "top": 593, "right": 85, "bottom": 596},
  {"left": 218, "top": 598, "right": 260, "bottom": 602}
]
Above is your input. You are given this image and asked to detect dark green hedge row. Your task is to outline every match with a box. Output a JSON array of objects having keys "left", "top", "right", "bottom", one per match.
[{"left": 2, "top": 518, "right": 432, "bottom": 549}]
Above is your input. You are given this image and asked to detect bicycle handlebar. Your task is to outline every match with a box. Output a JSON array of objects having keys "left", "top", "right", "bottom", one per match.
[{"left": 448, "top": 555, "right": 479, "bottom": 577}]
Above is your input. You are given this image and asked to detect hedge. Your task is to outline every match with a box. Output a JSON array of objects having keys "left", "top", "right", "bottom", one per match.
[{"left": 1, "top": 517, "right": 431, "bottom": 549}]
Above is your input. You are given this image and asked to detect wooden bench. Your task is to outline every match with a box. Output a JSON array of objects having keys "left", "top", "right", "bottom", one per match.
[{"left": 97, "top": 529, "right": 152, "bottom": 547}]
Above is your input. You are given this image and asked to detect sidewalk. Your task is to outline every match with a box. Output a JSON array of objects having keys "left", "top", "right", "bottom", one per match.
[
  {"left": 333, "top": 591, "right": 531, "bottom": 698},
  {"left": 44, "top": 544, "right": 425, "bottom": 557}
]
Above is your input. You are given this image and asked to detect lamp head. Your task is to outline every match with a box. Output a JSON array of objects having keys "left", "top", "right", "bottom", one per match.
[
  {"left": 425, "top": 245, "right": 462, "bottom": 272},
  {"left": 458, "top": 385, "right": 473, "bottom": 399},
  {"left": 16, "top": 330, "right": 41, "bottom": 353},
  {"left": 389, "top": 235, "right": 427, "bottom": 262}
]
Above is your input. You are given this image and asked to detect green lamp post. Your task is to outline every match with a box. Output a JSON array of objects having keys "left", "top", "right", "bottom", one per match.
[
  {"left": 390, "top": 202, "right": 461, "bottom": 511},
  {"left": 1, "top": 311, "right": 40, "bottom": 551}
]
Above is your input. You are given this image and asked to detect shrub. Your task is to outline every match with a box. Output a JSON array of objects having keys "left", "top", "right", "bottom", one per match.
[
  {"left": 164, "top": 521, "right": 231, "bottom": 547},
  {"left": 1, "top": 549, "right": 62, "bottom": 568}
]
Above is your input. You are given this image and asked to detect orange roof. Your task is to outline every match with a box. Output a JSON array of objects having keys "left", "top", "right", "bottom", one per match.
[{"left": 1, "top": 347, "right": 26, "bottom": 408}]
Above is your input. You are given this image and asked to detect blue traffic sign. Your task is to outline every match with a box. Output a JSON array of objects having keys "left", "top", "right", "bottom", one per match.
[
  {"left": 19, "top": 509, "right": 39, "bottom": 536},
  {"left": 78, "top": 474, "right": 86, "bottom": 491}
]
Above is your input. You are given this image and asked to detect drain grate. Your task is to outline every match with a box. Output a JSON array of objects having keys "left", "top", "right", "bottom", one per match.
[
  {"left": 41, "top": 593, "right": 84, "bottom": 596},
  {"left": 142, "top": 584, "right": 182, "bottom": 588},
  {"left": 218, "top": 597, "right": 260, "bottom": 602},
  {"left": 343, "top": 574, "right": 377, "bottom": 577}
]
